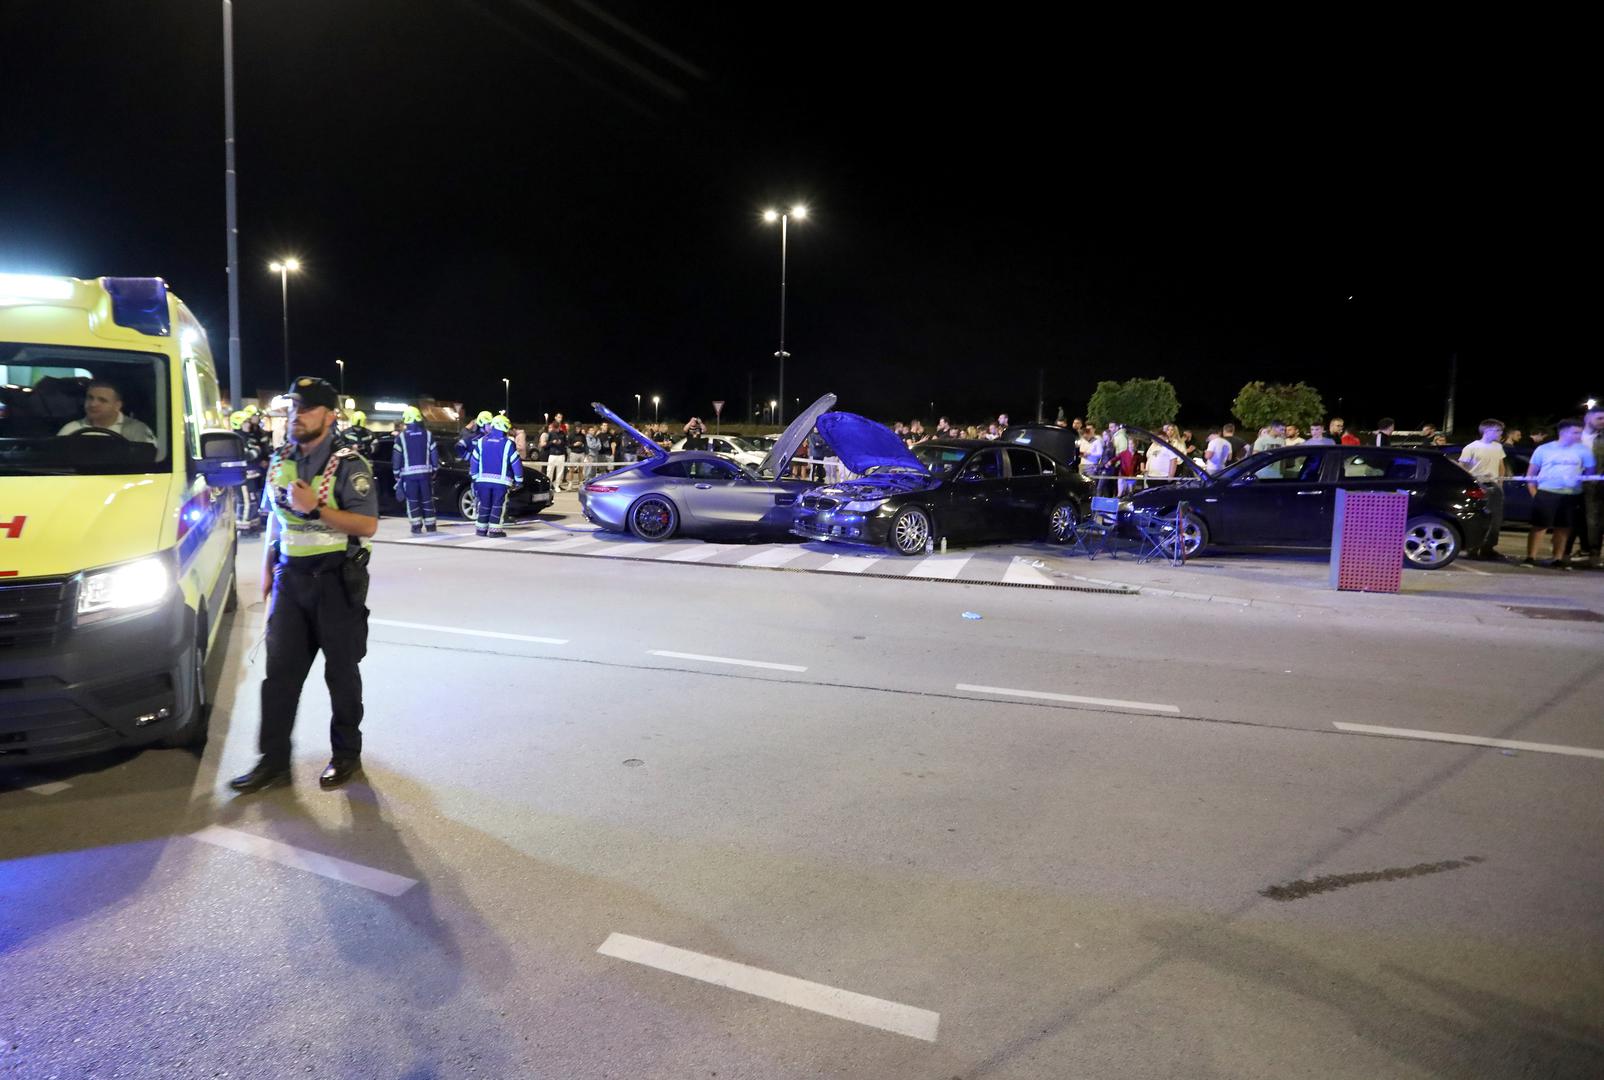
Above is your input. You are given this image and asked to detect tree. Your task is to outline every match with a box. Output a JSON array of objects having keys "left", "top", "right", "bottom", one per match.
[
  {"left": 1085, "top": 377, "right": 1181, "bottom": 431},
  {"left": 1232, "top": 381, "right": 1326, "bottom": 432}
]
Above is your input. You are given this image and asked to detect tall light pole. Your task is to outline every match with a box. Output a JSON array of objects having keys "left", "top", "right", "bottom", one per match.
[
  {"left": 268, "top": 258, "right": 300, "bottom": 388},
  {"left": 335, "top": 358, "right": 345, "bottom": 393},
  {"left": 634, "top": 393, "right": 642, "bottom": 424},
  {"left": 762, "top": 204, "right": 806, "bottom": 425},
  {"left": 652, "top": 395, "right": 661, "bottom": 424},
  {"left": 502, "top": 377, "right": 510, "bottom": 414},
  {"left": 769, "top": 399, "right": 778, "bottom": 425},
  {"left": 222, "top": 0, "right": 242, "bottom": 409}
]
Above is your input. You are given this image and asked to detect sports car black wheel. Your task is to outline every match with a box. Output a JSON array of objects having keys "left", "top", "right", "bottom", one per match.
[
  {"left": 1047, "top": 500, "right": 1079, "bottom": 543},
  {"left": 628, "top": 495, "right": 679, "bottom": 541},
  {"left": 888, "top": 506, "right": 932, "bottom": 556}
]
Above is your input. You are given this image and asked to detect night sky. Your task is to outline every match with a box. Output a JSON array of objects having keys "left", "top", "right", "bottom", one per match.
[{"left": 1, "top": 2, "right": 1588, "bottom": 432}]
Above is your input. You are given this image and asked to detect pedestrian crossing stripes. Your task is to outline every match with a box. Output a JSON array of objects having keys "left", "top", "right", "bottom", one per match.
[{"left": 371, "top": 520, "right": 1117, "bottom": 592}]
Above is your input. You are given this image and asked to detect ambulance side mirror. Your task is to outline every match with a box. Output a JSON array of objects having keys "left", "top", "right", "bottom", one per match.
[{"left": 197, "top": 430, "right": 248, "bottom": 487}]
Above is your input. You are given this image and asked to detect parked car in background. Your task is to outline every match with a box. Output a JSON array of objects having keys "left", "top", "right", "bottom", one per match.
[
  {"left": 1124, "top": 432, "right": 1490, "bottom": 569},
  {"left": 999, "top": 422, "right": 1079, "bottom": 470},
  {"left": 792, "top": 412, "right": 1092, "bottom": 554},
  {"left": 580, "top": 394, "right": 836, "bottom": 541},
  {"left": 670, "top": 433, "right": 767, "bottom": 469},
  {"left": 371, "top": 431, "right": 552, "bottom": 521},
  {"left": 1433, "top": 445, "right": 1532, "bottom": 525}
]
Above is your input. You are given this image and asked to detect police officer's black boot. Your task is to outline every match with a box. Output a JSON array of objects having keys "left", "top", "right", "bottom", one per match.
[{"left": 229, "top": 758, "right": 291, "bottom": 794}]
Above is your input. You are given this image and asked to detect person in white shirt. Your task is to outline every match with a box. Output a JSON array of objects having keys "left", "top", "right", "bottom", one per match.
[
  {"left": 1205, "top": 429, "right": 1232, "bottom": 471},
  {"left": 1457, "top": 418, "right": 1507, "bottom": 560},
  {"left": 1303, "top": 423, "right": 1334, "bottom": 446},
  {"left": 1523, "top": 418, "right": 1595, "bottom": 567},
  {"left": 1076, "top": 425, "right": 1103, "bottom": 475},
  {"left": 1145, "top": 427, "right": 1181, "bottom": 479},
  {"left": 1253, "top": 421, "right": 1287, "bottom": 453},
  {"left": 56, "top": 380, "right": 155, "bottom": 442}
]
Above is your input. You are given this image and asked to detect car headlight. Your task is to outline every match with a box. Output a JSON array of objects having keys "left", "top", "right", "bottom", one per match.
[
  {"left": 843, "top": 498, "right": 889, "bottom": 513},
  {"left": 76, "top": 555, "right": 174, "bottom": 625}
]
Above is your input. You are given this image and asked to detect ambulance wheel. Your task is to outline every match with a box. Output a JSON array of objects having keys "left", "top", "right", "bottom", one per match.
[
  {"left": 161, "top": 623, "right": 210, "bottom": 749},
  {"left": 457, "top": 485, "right": 478, "bottom": 520}
]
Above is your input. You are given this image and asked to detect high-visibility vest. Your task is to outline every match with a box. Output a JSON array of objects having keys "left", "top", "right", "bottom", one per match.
[
  {"left": 268, "top": 445, "right": 372, "bottom": 558},
  {"left": 470, "top": 432, "right": 522, "bottom": 487},
  {"left": 396, "top": 424, "right": 438, "bottom": 476}
]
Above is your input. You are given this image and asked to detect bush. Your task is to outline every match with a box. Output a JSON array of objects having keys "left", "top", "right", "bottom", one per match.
[
  {"left": 1232, "top": 381, "right": 1325, "bottom": 431},
  {"left": 1086, "top": 378, "right": 1181, "bottom": 430}
]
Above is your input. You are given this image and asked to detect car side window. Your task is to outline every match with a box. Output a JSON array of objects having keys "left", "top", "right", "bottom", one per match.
[
  {"left": 689, "top": 459, "right": 740, "bottom": 481},
  {"left": 652, "top": 461, "right": 689, "bottom": 478},
  {"left": 1248, "top": 454, "right": 1317, "bottom": 482},
  {"left": 1006, "top": 448, "right": 1045, "bottom": 477},
  {"left": 960, "top": 449, "right": 1004, "bottom": 480},
  {"left": 1343, "top": 453, "right": 1422, "bottom": 480}
]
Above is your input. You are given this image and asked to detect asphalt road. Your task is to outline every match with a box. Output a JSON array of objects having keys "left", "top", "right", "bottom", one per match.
[{"left": 3, "top": 531, "right": 1601, "bottom": 1079}]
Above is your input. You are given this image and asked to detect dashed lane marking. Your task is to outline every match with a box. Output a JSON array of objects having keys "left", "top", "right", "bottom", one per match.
[
  {"left": 819, "top": 553, "right": 886, "bottom": 573},
  {"left": 597, "top": 932, "right": 939, "bottom": 1042},
  {"left": 648, "top": 649, "right": 807, "bottom": 673},
  {"left": 907, "top": 553, "right": 973, "bottom": 579},
  {"left": 1002, "top": 556, "right": 1056, "bottom": 586},
  {"left": 737, "top": 545, "right": 812, "bottom": 568},
  {"left": 1333, "top": 722, "right": 1604, "bottom": 760},
  {"left": 25, "top": 782, "right": 71, "bottom": 796},
  {"left": 371, "top": 618, "right": 569, "bottom": 645},
  {"left": 657, "top": 542, "right": 752, "bottom": 562},
  {"left": 957, "top": 682, "right": 1181, "bottom": 715},
  {"left": 190, "top": 825, "right": 418, "bottom": 896}
]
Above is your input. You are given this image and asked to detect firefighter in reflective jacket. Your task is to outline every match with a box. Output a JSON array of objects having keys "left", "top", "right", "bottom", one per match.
[
  {"left": 391, "top": 405, "right": 440, "bottom": 534},
  {"left": 469, "top": 414, "right": 523, "bottom": 537}
]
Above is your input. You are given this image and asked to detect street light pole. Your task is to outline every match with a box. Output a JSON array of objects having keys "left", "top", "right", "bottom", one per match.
[
  {"left": 222, "top": 0, "right": 242, "bottom": 409},
  {"left": 268, "top": 258, "right": 299, "bottom": 388},
  {"left": 502, "top": 377, "right": 510, "bottom": 414},
  {"left": 763, "top": 205, "right": 806, "bottom": 426},
  {"left": 335, "top": 358, "right": 345, "bottom": 393},
  {"left": 634, "top": 393, "right": 642, "bottom": 425},
  {"left": 652, "top": 395, "right": 660, "bottom": 425}
]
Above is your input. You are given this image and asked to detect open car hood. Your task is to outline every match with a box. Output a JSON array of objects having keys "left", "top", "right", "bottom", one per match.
[
  {"left": 591, "top": 402, "right": 669, "bottom": 462},
  {"left": 816, "top": 412, "right": 926, "bottom": 476},
  {"left": 1127, "top": 426, "right": 1208, "bottom": 482},
  {"left": 759, "top": 393, "right": 837, "bottom": 478}
]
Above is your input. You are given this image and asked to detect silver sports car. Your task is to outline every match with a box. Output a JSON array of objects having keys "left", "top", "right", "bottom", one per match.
[{"left": 579, "top": 394, "right": 837, "bottom": 541}]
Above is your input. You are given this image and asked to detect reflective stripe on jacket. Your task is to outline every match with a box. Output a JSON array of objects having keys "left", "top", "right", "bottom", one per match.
[
  {"left": 394, "top": 424, "right": 439, "bottom": 477},
  {"left": 469, "top": 432, "right": 524, "bottom": 487}
]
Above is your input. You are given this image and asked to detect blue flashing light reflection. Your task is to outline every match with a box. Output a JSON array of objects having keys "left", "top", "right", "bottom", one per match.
[{"left": 102, "top": 277, "right": 171, "bottom": 337}]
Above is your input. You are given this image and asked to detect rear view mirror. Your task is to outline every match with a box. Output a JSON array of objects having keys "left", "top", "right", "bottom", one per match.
[{"left": 197, "top": 430, "right": 247, "bottom": 487}]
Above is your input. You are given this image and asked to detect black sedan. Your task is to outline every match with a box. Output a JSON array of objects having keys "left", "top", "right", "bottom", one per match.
[
  {"left": 1125, "top": 434, "right": 1491, "bottom": 569},
  {"left": 371, "top": 432, "right": 553, "bottom": 521},
  {"left": 791, "top": 412, "right": 1091, "bottom": 554}
]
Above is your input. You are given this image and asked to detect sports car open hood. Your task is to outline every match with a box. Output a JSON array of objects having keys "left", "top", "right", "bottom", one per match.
[
  {"left": 591, "top": 402, "right": 668, "bottom": 462},
  {"left": 759, "top": 393, "right": 837, "bottom": 478},
  {"left": 1128, "top": 426, "right": 1208, "bottom": 482},
  {"left": 816, "top": 412, "right": 925, "bottom": 476}
]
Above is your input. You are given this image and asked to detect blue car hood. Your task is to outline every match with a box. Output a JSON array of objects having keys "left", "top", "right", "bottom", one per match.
[{"left": 816, "top": 412, "right": 926, "bottom": 476}]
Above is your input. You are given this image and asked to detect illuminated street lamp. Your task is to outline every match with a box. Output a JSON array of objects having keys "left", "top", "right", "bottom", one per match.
[
  {"left": 769, "top": 399, "right": 778, "bottom": 424},
  {"left": 635, "top": 393, "right": 642, "bottom": 424},
  {"left": 268, "top": 257, "right": 301, "bottom": 389},
  {"left": 652, "top": 395, "right": 661, "bottom": 424},
  {"left": 502, "top": 377, "right": 510, "bottom": 414},
  {"left": 1587, "top": 398, "right": 1598, "bottom": 410},
  {"left": 335, "top": 357, "right": 345, "bottom": 392},
  {"left": 761, "top": 203, "right": 807, "bottom": 425}
]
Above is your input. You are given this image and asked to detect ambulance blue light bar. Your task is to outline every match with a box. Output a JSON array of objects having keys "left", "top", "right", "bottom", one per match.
[{"left": 102, "top": 277, "right": 171, "bottom": 336}]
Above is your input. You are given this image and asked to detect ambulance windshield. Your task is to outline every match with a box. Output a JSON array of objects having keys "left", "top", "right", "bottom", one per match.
[{"left": 0, "top": 343, "right": 171, "bottom": 475}]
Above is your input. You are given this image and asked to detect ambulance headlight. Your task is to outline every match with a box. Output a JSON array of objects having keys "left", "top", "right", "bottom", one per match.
[{"left": 76, "top": 555, "right": 174, "bottom": 625}]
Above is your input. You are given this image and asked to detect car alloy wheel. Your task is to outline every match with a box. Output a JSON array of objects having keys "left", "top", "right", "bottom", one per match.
[
  {"left": 1048, "top": 500, "right": 1078, "bottom": 543},
  {"left": 889, "top": 507, "right": 932, "bottom": 556},
  {"left": 1403, "top": 517, "right": 1459, "bottom": 569},
  {"left": 629, "top": 496, "right": 678, "bottom": 541},
  {"left": 1164, "top": 511, "right": 1207, "bottom": 559},
  {"left": 458, "top": 485, "right": 477, "bottom": 521}
]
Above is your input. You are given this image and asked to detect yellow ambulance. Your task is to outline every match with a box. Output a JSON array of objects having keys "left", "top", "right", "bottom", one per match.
[{"left": 0, "top": 274, "right": 246, "bottom": 763}]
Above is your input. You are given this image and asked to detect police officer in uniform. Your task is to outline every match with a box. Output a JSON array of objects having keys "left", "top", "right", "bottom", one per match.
[
  {"left": 392, "top": 405, "right": 440, "bottom": 534},
  {"left": 469, "top": 413, "right": 523, "bottom": 537},
  {"left": 231, "top": 376, "right": 380, "bottom": 794}
]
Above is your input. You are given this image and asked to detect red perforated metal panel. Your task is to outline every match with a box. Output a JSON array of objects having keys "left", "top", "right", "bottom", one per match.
[{"left": 1330, "top": 490, "right": 1408, "bottom": 593}]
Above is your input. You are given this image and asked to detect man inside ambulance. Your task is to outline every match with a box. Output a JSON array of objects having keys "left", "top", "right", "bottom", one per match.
[{"left": 56, "top": 378, "right": 155, "bottom": 442}]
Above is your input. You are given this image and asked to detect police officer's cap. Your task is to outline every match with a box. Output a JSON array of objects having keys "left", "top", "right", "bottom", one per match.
[{"left": 287, "top": 376, "right": 340, "bottom": 411}]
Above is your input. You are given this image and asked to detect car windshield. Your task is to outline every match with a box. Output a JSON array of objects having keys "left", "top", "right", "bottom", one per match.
[
  {"left": 0, "top": 342, "right": 172, "bottom": 475},
  {"left": 912, "top": 444, "right": 965, "bottom": 475}
]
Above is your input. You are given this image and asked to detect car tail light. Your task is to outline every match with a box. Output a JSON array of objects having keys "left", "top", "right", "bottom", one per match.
[
  {"left": 1466, "top": 485, "right": 1486, "bottom": 501},
  {"left": 585, "top": 483, "right": 618, "bottom": 493}
]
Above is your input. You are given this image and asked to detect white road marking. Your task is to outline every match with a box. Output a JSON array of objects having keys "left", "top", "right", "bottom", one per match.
[
  {"left": 522, "top": 536, "right": 606, "bottom": 553},
  {"left": 956, "top": 683, "right": 1181, "bottom": 715},
  {"left": 597, "top": 932, "right": 939, "bottom": 1042},
  {"left": 819, "top": 553, "right": 884, "bottom": 573},
  {"left": 1456, "top": 563, "right": 1493, "bottom": 577},
  {"left": 1001, "top": 556, "right": 1055, "bottom": 586},
  {"left": 907, "top": 553, "right": 973, "bottom": 579},
  {"left": 190, "top": 825, "right": 418, "bottom": 896},
  {"left": 371, "top": 618, "right": 568, "bottom": 645},
  {"left": 1333, "top": 722, "right": 1604, "bottom": 760},
  {"left": 25, "top": 782, "right": 71, "bottom": 796},
  {"left": 737, "top": 545, "right": 811, "bottom": 568},
  {"left": 648, "top": 649, "right": 807, "bottom": 673},
  {"left": 657, "top": 543, "right": 750, "bottom": 563}
]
